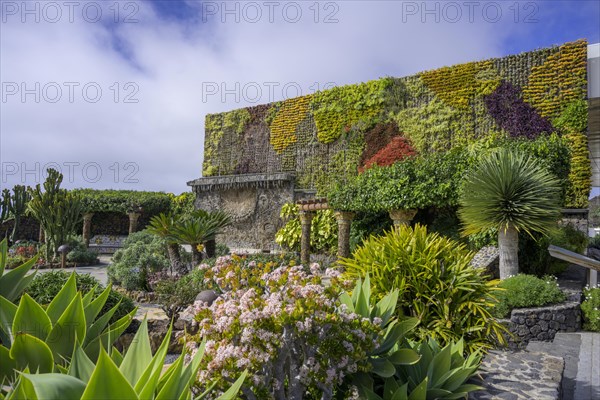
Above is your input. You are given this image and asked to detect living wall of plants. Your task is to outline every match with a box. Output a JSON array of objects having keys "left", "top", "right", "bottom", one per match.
[{"left": 202, "top": 40, "right": 591, "bottom": 208}]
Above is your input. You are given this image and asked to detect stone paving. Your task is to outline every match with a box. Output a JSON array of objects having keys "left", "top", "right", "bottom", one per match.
[
  {"left": 469, "top": 350, "right": 564, "bottom": 400},
  {"left": 529, "top": 333, "right": 600, "bottom": 400}
]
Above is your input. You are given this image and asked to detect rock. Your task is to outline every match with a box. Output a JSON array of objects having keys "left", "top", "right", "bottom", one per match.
[{"left": 195, "top": 290, "right": 219, "bottom": 306}]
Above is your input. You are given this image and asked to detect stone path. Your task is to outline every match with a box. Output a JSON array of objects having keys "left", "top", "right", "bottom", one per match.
[
  {"left": 469, "top": 350, "right": 564, "bottom": 399},
  {"left": 472, "top": 332, "right": 600, "bottom": 399},
  {"left": 528, "top": 332, "right": 600, "bottom": 400}
]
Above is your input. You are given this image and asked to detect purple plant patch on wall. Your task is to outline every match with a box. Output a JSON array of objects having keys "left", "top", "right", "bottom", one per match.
[{"left": 485, "top": 81, "right": 554, "bottom": 139}]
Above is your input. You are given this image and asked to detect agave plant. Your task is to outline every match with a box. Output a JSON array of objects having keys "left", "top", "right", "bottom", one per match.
[
  {"left": 0, "top": 273, "right": 136, "bottom": 382},
  {"left": 459, "top": 148, "right": 562, "bottom": 279},
  {"left": 339, "top": 275, "right": 420, "bottom": 381},
  {"left": 3, "top": 318, "right": 246, "bottom": 400},
  {"left": 0, "top": 238, "right": 37, "bottom": 303},
  {"left": 358, "top": 338, "right": 482, "bottom": 400}
]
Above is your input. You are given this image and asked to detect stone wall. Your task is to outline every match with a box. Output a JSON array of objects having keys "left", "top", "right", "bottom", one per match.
[
  {"left": 504, "top": 300, "right": 582, "bottom": 345},
  {"left": 560, "top": 209, "right": 589, "bottom": 234},
  {"left": 188, "top": 173, "right": 295, "bottom": 250}
]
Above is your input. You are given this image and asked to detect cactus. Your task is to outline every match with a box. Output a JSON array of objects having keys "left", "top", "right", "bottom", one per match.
[
  {"left": 8, "top": 185, "right": 31, "bottom": 243},
  {"left": 27, "top": 169, "right": 83, "bottom": 261},
  {"left": 0, "top": 189, "right": 11, "bottom": 232}
]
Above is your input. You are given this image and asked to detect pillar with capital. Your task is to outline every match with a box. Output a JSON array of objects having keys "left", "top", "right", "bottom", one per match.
[
  {"left": 335, "top": 211, "right": 355, "bottom": 259},
  {"left": 388, "top": 209, "right": 417, "bottom": 227},
  {"left": 299, "top": 211, "right": 315, "bottom": 265},
  {"left": 128, "top": 212, "right": 141, "bottom": 234},
  {"left": 82, "top": 212, "right": 94, "bottom": 247}
]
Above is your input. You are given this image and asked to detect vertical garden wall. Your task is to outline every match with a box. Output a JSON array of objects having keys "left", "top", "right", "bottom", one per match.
[{"left": 200, "top": 40, "right": 591, "bottom": 208}]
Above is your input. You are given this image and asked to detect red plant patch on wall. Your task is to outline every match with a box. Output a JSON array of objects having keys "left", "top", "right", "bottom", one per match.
[
  {"left": 360, "top": 122, "right": 401, "bottom": 167},
  {"left": 360, "top": 136, "right": 417, "bottom": 172}
]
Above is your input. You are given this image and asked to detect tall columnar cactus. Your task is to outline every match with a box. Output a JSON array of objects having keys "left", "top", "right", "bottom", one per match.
[
  {"left": 27, "top": 169, "right": 83, "bottom": 261},
  {"left": 0, "top": 189, "right": 11, "bottom": 231},
  {"left": 8, "top": 185, "right": 31, "bottom": 243}
]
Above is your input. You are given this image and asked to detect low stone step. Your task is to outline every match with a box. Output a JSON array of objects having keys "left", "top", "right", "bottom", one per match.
[{"left": 469, "top": 350, "right": 564, "bottom": 400}]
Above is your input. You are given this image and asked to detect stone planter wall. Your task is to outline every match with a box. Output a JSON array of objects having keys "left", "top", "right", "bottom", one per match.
[{"left": 503, "top": 300, "right": 582, "bottom": 346}]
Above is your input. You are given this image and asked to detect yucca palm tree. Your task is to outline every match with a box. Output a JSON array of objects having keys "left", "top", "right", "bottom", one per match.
[
  {"left": 147, "top": 213, "right": 183, "bottom": 273},
  {"left": 459, "top": 148, "right": 561, "bottom": 279}
]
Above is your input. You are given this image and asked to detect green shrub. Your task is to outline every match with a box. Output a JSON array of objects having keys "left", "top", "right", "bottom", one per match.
[
  {"left": 349, "top": 211, "right": 392, "bottom": 252},
  {"left": 492, "top": 274, "right": 567, "bottom": 318},
  {"left": 340, "top": 224, "right": 506, "bottom": 351},
  {"left": 215, "top": 242, "right": 230, "bottom": 257},
  {"left": 581, "top": 286, "right": 600, "bottom": 332},
  {"left": 107, "top": 231, "right": 170, "bottom": 291},
  {"left": 65, "top": 236, "right": 99, "bottom": 265},
  {"left": 519, "top": 225, "right": 588, "bottom": 276},
  {"left": 21, "top": 270, "right": 135, "bottom": 323},
  {"left": 151, "top": 269, "right": 208, "bottom": 320},
  {"left": 588, "top": 234, "right": 600, "bottom": 249}
]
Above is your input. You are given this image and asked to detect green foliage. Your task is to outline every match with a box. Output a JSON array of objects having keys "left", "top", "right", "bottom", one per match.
[
  {"left": 28, "top": 169, "right": 84, "bottom": 261},
  {"left": 3, "top": 318, "right": 246, "bottom": 400},
  {"left": 63, "top": 236, "right": 98, "bottom": 265},
  {"left": 311, "top": 78, "right": 391, "bottom": 143},
  {"left": 564, "top": 132, "right": 592, "bottom": 208},
  {"left": 328, "top": 147, "right": 470, "bottom": 212},
  {"left": 519, "top": 224, "right": 588, "bottom": 276},
  {"left": 553, "top": 99, "right": 588, "bottom": 133},
  {"left": 275, "top": 203, "right": 337, "bottom": 253},
  {"left": 339, "top": 276, "right": 421, "bottom": 381},
  {"left": 172, "top": 210, "right": 232, "bottom": 265},
  {"left": 491, "top": 274, "right": 567, "bottom": 318},
  {"left": 0, "top": 186, "right": 31, "bottom": 242},
  {"left": 485, "top": 133, "right": 570, "bottom": 203},
  {"left": 0, "top": 239, "right": 38, "bottom": 304},
  {"left": 358, "top": 338, "right": 482, "bottom": 400},
  {"left": 21, "top": 270, "right": 135, "bottom": 324},
  {"left": 349, "top": 211, "right": 393, "bottom": 252},
  {"left": 73, "top": 189, "right": 172, "bottom": 215},
  {"left": 152, "top": 269, "right": 208, "bottom": 320},
  {"left": 167, "top": 192, "right": 196, "bottom": 217},
  {"left": 0, "top": 273, "right": 137, "bottom": 383},
  {"left": 0, "top": 189, "right": 11, "bottom": 226},
  {"left": 340, "top": 225, "right": 506, "bottom": 351},
  {"left": 202, "top": 109, "right": 251, "bottom": 176},
  {"left": 108, "top": 231, "right": 170, "bottom": 291},
  {"left": 459, "top": 148, "right": 562, "bottom": 237},
  {"left": 581, "top": 287, "right": 600, "bottom": 332}
]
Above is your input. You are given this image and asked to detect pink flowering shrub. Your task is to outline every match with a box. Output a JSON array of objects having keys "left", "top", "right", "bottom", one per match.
[{"left": 190, "top": 256, "right": 379, "bottom": 400}]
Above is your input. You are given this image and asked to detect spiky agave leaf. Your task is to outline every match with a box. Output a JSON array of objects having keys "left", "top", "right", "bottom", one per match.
[{"left": 459, "top": 148, "right": 561, "bottom": 237}]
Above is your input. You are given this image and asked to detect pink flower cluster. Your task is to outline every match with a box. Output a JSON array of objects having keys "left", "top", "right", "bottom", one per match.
[{"left": 189, "top": 257, "right": 379, "bottom": 399}]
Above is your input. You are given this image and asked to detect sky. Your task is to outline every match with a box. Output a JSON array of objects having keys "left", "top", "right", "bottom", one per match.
[{"left": 1, "top": 0, "right": 599, "bottom": 194}]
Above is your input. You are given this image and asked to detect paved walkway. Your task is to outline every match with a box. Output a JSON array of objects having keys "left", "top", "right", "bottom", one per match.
[
  {"left": 527, "top": 332, "right": 600, "bottom": 400},
  {"left": 32, "top": 255, "right": 111, "bottom": 285}
]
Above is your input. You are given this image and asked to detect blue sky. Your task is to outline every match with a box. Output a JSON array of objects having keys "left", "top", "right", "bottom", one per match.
[{"left": 1, "top": 0, "right": 599, "bottom": 193}]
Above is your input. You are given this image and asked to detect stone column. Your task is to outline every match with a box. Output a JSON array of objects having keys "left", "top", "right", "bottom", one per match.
[
  {"left": 389, "top": 209, "right": 417, "bottom": 227},
  {"left": 82, "top": 212, "right": 94, "bottom": 247},
  {"left": 335, "top": 211, "right": 354, "bottom": 259},
  {"left": 128, "top": 212, "right": 141, "bottom": 234},
  {"left": 299, "top": 211, "right": 315, "bottom": 265}
]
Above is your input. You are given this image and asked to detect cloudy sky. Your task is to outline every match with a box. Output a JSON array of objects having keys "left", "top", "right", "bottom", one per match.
[{"left": 1, "top": 0, "right": 599, "bottom": 194}]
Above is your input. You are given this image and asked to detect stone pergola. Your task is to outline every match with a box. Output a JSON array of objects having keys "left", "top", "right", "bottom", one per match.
[
  {"left": 81, "top": 209, "right": 143, "bottom": 247},
  {"left": 297, "top": 197, "right": 417, "bottom": 265}
]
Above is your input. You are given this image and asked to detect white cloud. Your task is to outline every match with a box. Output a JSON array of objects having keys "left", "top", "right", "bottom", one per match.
[{"left": 1, "top": 0, "right": 520, "bottom": 193}]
